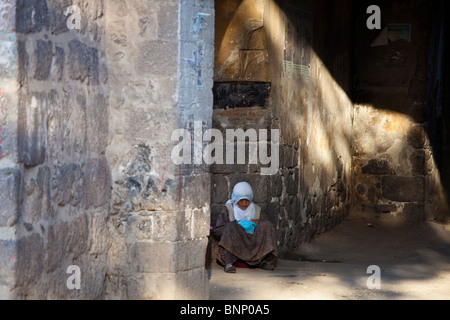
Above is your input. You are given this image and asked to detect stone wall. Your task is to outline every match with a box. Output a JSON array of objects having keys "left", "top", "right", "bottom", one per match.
[
  {"left": 0, "top": 0, "right": 214, "bottom": 300},
  {"left": 0, "top": 0, "right": 110, "bottom": 299},
  {"left": 263, "top": 0, "right": 354, "bottom": 254},
  {"left": 104, "top": 0, "right": 214, "bottom": 299},
  {"left": 352, "top": 0, "right": 433, "bottom": 222}
]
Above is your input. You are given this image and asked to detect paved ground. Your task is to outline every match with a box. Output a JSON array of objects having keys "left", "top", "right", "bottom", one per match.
[{"left": 208, "top": 213, "right": 450, "bottom": 300}]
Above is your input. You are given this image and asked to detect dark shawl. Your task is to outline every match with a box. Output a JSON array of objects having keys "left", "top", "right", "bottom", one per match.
[{"left": 213, "top": 205, "right": 278, "bottom": 265}]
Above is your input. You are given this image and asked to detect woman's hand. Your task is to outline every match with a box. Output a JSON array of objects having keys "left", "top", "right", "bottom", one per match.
[{"left": 251, "top": 219, "right": 259, "bottom": 225}]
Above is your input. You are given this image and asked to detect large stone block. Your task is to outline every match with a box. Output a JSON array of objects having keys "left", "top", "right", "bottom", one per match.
[
  {"left": 17, "top": 40, "right": 28, "bottom": 85},
  {"left": 174, "top": 267, "right": 209, "bottom": 299},
  {"left": 177, "top": 208, "right": 210, "bottom": 240},
  {"left": 18, "top": 92, "right": 47, "bottom": 167},
  {"left": 133, "top": 241, "right": 177, "bottom": 273},
  {"left": 86, "top": 156, "right": 111, "bottom": 208},
  {"left": 15, "top": 233, "right": 44, "bottom": 290},
  {"left": 0, "top": 239, "right": 17, "bottom": 299},
  {"left": 180, "top": 174, "right": 210, "bottom": 208},
  {"left": 23, "top": 166, "right": 51, "bottom": 224},
  {"left": 211, "top": 174, "right": 228, "bottom": 204},
  {"left": 401, "top": 203, "right": 425, "bottom": 223},
  {"left": 133, "top": 238, "right": 208, "bottom": 274},
  {"left": 407, "top": 125, "right": 426, "bottom": 149},
  {"left": 34, "top": 40, "right": 53, "bottom": 80},
  {"left": 15, "top": 0, "right": 49, "bottom": 33},
  {"left": 133, "top": 211, "right": 178, "bottom": 242},
  {"left": 46, "top": 0, "right": 72, "bottom": 35},
  {"left": 361, "top": 159, "right": 396, "bottom": 175},
  {"left": 45, "top": 221, "right": 68, "bottom": 273},
  {"left": 382, "top": 176, "right": 425, "bottom": 202},
  {"left": 66, "top": 214, "right": 89, "bottom": 259},
  {"left": 90, "top": 210, "right": 109, "bottom": 255},
  {"left": 52, "top": 164, "right": 84, "bottom": 208},
  {"left": 53, "top": 46, "right": 65, "bottom": 81},
  {"left": 67, "top": 39, "right": 99, "bottom": 84},
  {"left": 0, "top": 168, "right": 21, "bottom": 227},
  {"left": 176, "top": 238, "right": 208, "bottom": 271},
  {"left": 87, "top": 93, "right": 108, "bottom": 154}
]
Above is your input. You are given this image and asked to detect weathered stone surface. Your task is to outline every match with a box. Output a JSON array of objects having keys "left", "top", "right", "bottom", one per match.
[
  {"left": 15, "top": 233, "right": 44, "bottom": 290},
  {"left": 382, "top": 176, "right": 425, "bottom": 202},
  {"left": 211, "top": 174, "right": 229, "bottom": 204},
  {"left": 23, "top": 166, "right": 51, "bottom": 224},
  {"left": 86, "top": 156, "right": 111, "bottom": 208},
  {"left": 213, "top": 82, "right": 271, "bottom": 109},
  {"left": 375, "top": 204, "right": 398, "bottom": 214},
  {"left": 214, "top": 0, "right": 269, "bottom": 82},
  {"left": 17, "top": 40, "right": 29, "bottom": 85},
  {"left": 46, "top": 0, "right": 72, "bottom": 35},
  {"left": 87, "top": 94, "right": 108, "bottom": 154},
  {"left": 0, "top": 168, "right": 21, "bottom": 227},
  {"left": 34, "top": 40, "right": 53, "bottom": 80},
  {"left": 407, "top": 125, "right": 426, "bottom": 149},
  {"left": 45, "top": 221, "right": 68, "bottom": 273},
  {"left": 52, "top": 164, "right": 84, "bottom": 208},
  {"left": 68, "top": 39, "right": 99, "bottom": 84},
  {"left": 4, "top": 0, "right": 213, "bottom": 301},
  {"left": 401, "top": 203, "right": 425, "bottom": 223},
  {"left": 174, "top": 267, "right": 209, "bottom": 300},
  {"left": 0, "top": 239, "right": 17, "bottom": 299},
  {"left": 410, "top": 149, "right": 425, "bottom": 176},
  {"left": 15, "top": 0, "right": 49, "bottom": 33},
  {"left": 133, "top": 238, "right": 208, "bottom": 274},
  {"left": 133, "top": 241, "right": 177, "bottom": 273},
  {"left": 362, "top": 159, "right": 396, "bottom": 175},
  {"left": 90, "top": 211, "right": 109, "bottom": 254},
  {"left": 53, "top": 46, "right": 65, "bottom": 81},
  {"left": 66, "top": 214, "right": 89, "bottom": 259},
  {"left": 18, "top": 92, "right": 47, "bottom": 167}
]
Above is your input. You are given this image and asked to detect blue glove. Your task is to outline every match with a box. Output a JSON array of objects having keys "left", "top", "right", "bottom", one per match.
[{"left": 238, "top": 220, "right": 257, "bottom": 234}]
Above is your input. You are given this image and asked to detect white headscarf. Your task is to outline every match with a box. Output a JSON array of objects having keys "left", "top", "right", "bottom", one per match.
[{"left": 226, "top": 182, "right": 256, "bottom": 221}]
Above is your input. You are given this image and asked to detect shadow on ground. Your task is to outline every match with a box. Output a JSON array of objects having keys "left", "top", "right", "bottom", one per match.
[{"left": 208, "top": 213, "right": 450, "bottom": 300}]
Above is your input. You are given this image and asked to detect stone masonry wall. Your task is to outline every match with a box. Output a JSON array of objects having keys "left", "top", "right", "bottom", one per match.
[
  {"left": 211, "top": 0, "right": 353, "bottom": 256},
  {"left": 352, "top": 0, "right": 432, "bottom": 222},
  {"left": 263, "top": 0, "right": 354, "bottom": 255},
  {"left": 104, "top": 0, "right": 214, "bottom": 299},
  {"left": 1, "top": 0, "right": 214, "bottom": 300},
  {"left": 0, "top": 0, "right": 110, "bottom": 299}
]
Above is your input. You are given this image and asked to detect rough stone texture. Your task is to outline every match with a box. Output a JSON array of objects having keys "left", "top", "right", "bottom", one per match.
[
  {"left": 0, "top": 168, "right": 21, "bottom": 227},
  {"left": 34, "top": 40, "right": 52, "bottom": 80},
  {"left": 1, "top": 0, "right": 111, "bottom": 300},
  {"left": 262, "top": 0, "right": 353, "bottom": 252},
  {"left": 15, "top": 0, "right": 49, "bottom": 33},
  {"left": 382, "top": 176, "right": 425, "bottom": 203},
  {"left": 214, "top": 0, "right": 270, "bottom": 82},
  {"left": 67, "top": 39, "right": 99, "bottom": 85},
  {"left": 17, "top": 92, "right": 47, "bottom": 167},
  {"left": 105, "top": 0, "right": 213, "bottom": 300},
  {"left": 352, "top": 0, "right": 430, "bottom": 217}
]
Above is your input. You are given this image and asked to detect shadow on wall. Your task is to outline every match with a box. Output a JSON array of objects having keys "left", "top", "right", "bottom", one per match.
[{"left": 212, "top": 0, "right": 450, "bottom": 256}]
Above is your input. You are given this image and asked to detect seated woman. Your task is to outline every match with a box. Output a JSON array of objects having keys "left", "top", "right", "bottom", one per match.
[{"left": 213, "top": 182, "right": 278, "bottom": 273}]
